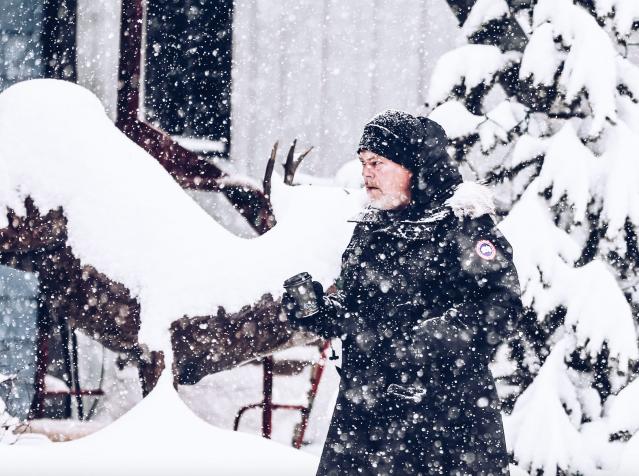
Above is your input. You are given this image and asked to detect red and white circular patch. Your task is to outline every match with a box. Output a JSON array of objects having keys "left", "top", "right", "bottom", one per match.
[{"left": 475, "top": 240, "right": 497, "bottom": 260}]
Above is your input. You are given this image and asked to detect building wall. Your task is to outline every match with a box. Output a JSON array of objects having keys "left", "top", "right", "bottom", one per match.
[
  {"left": 230, "top": 0, "right": 464, "bottom": 179},
  {"left": 0, "top": 265, "right": 38, "bottom": 420},
  {"left": 73, "top": 0, "right": 465, "bottom": 176},
  {"left": 76, "top": 0, "right": 121, "bottom": 120},
  {"left": 0, "top": 0, "right": 45, "bottom": 91}
]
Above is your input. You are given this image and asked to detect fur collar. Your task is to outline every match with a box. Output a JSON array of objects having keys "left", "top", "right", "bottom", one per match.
[
  {"left": 349, "top": 181, "right": 495, "bottom": 224},
  {"left": 347, "top": 182, "right": 495, "bottom": 241},
  {"left": 444, "top": 181, "right": 495, "bottom": 219}
]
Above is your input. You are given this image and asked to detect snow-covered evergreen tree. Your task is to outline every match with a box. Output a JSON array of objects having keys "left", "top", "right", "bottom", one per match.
[{"left": 427, "top": 0, "right": 639, "bottom": 473}]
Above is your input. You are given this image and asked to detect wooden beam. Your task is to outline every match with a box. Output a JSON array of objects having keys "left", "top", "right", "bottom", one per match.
[{"left": 116, "top": 0, "right": 274, "bottom": 234}]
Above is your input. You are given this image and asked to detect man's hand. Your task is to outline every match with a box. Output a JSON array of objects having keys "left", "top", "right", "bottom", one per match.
[{"left": 282, "top": 280, "right": 324, "bottom": 321}]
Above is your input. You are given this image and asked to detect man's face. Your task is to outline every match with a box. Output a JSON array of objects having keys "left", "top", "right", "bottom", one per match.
[{"left": 359, "top": 150, "right": 412, "bottom": 210}]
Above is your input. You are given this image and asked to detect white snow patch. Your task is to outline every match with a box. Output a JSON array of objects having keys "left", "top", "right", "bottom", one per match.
[
  {"left": 617, "top": 56, "right": 639, "bottom": 100},
  {"left": 564, "top": 260, "right": 638, "bottom": 368},
  {"left": 461, "top": 0, "right": 509, "bottom": 37},
  {"left": 536, "top": 123, "right": 597, "bottom": 223},
  {"left": 616, "top": 431, "right": 639, "bottom": 474},
  {"left": 428, "top": 100, "right": 484, "bottom": 139},
  {"left": 519, "top": 22, "right": 564, "bottom": 86},
  {"left": 605, "top": 377, "right": 639, "bottom": 435},
  {"left": 500, "top": 182, "right": 638, "bottom": 367},
  {"left": 0, "top": 375, "right": 319, "bottom": 475},
  {"left": 478, "top": 100, "right": 528, "bottom": 151},
  {"left": 427, "top": 44, "right": 519, "bottom": 106},
  {"left": 595, "top": 121, "right": 639, "bottom": 240},
  {"left": 534, "top": 0, "right": 618, "bottom": 136},
  {"left": 504, "top": 337, "right": 596, "bottom": 475},
  {"left": 594, "top": 0, "right": 639, "bottom": 37},
  {"left": 509, "top": 134, "right": 547, "bottom": 169}
]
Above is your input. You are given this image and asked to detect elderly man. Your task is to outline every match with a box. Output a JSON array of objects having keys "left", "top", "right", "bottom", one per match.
[{"left": 283, "top": 110, "right": 522, "bottom": 476}]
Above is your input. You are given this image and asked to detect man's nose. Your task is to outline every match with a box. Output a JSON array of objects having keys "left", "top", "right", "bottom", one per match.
[{"left": 362, "top": 164, "right": 373, "bottom": 179}]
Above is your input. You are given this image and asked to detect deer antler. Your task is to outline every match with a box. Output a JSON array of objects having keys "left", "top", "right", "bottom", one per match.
[
  {"left": 283, "top": 139, "right": 314, "bottom": 186},
  {"left": 263, "top": 141, "right": 278, "bottom": 199},
  {"left": 262, "top": 138, "right": 314, "bottom": 197}
]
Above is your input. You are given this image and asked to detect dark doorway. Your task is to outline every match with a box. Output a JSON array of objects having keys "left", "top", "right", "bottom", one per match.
[{"left": 144, "top": 0, "right": 233, "bottom": 156}]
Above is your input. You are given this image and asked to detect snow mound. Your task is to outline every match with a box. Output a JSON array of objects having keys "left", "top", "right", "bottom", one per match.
[
  {"left": 594, "top": 0, "right": 639, "bottom": 37},
  {"left": 0, "top": 79, "right": 363, "bottom": 354},
  {"left": 0, "top": 376, "right": 319, "bottom": 475},
  {"left": 519, "top": 22, "right": 563, "bottom": 87}
]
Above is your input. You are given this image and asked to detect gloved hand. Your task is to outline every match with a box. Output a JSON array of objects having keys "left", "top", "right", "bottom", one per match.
[{"left": 282, "top": 280, "right": 324, "bottom": 322}]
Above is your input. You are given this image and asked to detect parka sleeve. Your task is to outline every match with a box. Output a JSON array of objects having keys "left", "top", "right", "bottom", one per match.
[
  {"left": 413, "top": 214, "right": 522, "bottom": 359},
  {"left": 285, "top": 223, "right": 364, "bottom": 339},
  {"left": 286, "top": 289, "right": 349, "bottom": 340}
]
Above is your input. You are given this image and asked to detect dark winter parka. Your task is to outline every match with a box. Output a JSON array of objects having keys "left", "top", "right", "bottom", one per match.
[{"left": 288, "top": 112, "right": 522, "bottom": 476}]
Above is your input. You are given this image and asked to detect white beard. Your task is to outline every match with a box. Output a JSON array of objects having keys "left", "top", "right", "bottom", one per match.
[{"left": 367, "top": 193, "right": 410, "bottom": 210}]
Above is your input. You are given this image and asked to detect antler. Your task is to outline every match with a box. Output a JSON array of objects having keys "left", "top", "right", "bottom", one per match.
[
  {"left": 262, "top": 139, "right": 314, "bottom": 195},
  {"left": 283, "top": 139, "right": 314, "bottom": 186},
  {"left": 263, "top": 141, "right": 278, "bottom": 199}
]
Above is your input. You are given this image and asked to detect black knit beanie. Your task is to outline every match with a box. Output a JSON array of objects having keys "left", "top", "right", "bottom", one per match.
[{"left": 357, "top": 109, "right": 463, "bottom": 210}]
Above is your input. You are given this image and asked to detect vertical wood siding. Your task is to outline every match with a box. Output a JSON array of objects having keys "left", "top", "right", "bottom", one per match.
[{"left": 231, "top": 0, "right": 463, "bottom": 178}]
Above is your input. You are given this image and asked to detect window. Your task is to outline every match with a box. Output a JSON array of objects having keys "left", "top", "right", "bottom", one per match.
[{"left": 144, "top": 0, "right": 233, "bottom": 156}]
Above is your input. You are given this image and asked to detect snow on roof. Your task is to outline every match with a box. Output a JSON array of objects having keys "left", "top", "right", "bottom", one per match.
[{"left": 0, "top": 79, "right": 363, "bottom": 356}]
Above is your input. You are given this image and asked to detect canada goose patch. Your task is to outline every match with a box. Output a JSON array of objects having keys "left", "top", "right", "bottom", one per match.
[{"left": 475, "top": 240, "right": 497, "bottom": 260}]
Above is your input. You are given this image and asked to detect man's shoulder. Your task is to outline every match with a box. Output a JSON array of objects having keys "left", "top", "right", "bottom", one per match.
[
  {"left": 447, "top": 213, "right": 516, "bottom": 275},
  {"left": 451, "top": 213, "right": 497, "bottom": 238}
]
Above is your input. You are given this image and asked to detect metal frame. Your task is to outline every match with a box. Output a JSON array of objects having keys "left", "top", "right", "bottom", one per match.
[
  {"left": 234, "top": 341, "right": 331, "bottom": 448},
  {"left": 31, "top": 317, "right": 103, "bottom": 421}
]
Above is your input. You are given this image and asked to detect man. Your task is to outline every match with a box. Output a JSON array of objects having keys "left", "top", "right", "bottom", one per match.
[{"left": 283, "top": 110, "right": 522, "bottom": 475}]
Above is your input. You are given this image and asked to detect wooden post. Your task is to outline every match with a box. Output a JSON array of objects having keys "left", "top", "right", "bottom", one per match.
[
  {"left": 116, "top": 0, "right": 144, "bottom": 131},
  {"left": 261, "top": 356, "right": 274, "bottom": 439}
]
